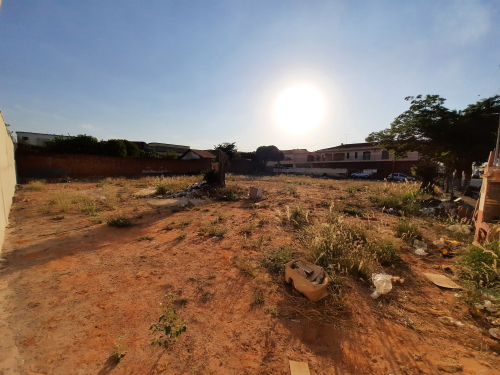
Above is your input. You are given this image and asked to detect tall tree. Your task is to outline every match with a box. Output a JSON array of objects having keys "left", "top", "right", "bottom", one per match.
[
  {"left": 366, "top": 95, "right": 500, "bottom": 191},
  {"left": 256, "top": 145, "right": 285, "bottom": 164},
  {"left": 214, "top": 142, "right": 238, "bottom": 161}
]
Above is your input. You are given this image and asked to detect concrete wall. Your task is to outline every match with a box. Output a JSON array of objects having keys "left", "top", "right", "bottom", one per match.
[
  {"left": 274, "top": 167, "right": 347, "bottom": 177},
  {"left": 15, "top": 153, "right": 211, "bottom": 179},
  {"left": 0, "top": 112, "right": 17, "bottom": 251}
]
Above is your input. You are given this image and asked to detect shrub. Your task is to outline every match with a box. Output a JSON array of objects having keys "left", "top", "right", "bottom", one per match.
[
  {"left": 176, "top": 231, "right": 187, "bottom": 240},
  {"left": 25, "top": 180, "right": 45, "bottom": 191},
  {"left": 155, "top": 182, "right": 168, "bottom": 195},
  {"left": 202, "top": 169, "right": 218, "bottom": 184},
  {"left": 109, "top": 336, "right": 128, "bottom": 363},
  {"left": 136, "top": 236, "right": 154, "bottom": 241},
  {"left": 374, "top": 240, "right": 400, "bottom": 266},
  {"left": 262, "top": 247, "right": 295, "bottom": 274},
  {"left": 303, "top": 212, "right": 376, "bottom": 279},
  {"left": 250, "top": 288, "right": 265, "bottom": 306},
  {"left": 150, "top": 294, "right": 188, "bottom": 348},
  {"left": 342, "top": 207, "right": 363, "bottom": 216},
  {"left": 107, "top": 217, "right": 132, "bottom": 227},
  {"left": 461, "top": 241, "right": 500, "bottom": 288},
  {"left": 279, "top": 205, "right": 309, "bottom": 228},
  {"left": 239, "top": 223, "right": 255, "bottom": 235},
  {"left": 101, "top": 139, "right": 127, "bottom": 157},
  {"left": 393, "top": 218, "right": 422, "bottom": 242}
]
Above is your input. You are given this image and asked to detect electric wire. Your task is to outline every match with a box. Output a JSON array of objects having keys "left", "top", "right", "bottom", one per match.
[{"left": 478, "top": 65, "right": 500, "bottom": 97}]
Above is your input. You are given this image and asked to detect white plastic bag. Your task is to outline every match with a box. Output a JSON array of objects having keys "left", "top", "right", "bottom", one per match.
[
  {"left": 413, "top": 240, "right": 428, "bottom": 256},
  {"left": 371, "top": 273, "right": 393, "bottom": 299},
  {"left": 432, "top": 238, "right": 445, "bottom": 247},
  {"left": 447, "top": 224, "right": 470, "bottom": 234}
]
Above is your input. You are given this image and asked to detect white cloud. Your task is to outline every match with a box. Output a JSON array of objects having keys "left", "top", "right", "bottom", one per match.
[{"left": 81, "top": 124, "right": 96, "bottom": 130}]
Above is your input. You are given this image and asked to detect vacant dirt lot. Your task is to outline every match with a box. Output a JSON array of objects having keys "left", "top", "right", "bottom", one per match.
[{"left": 0, "top": 175, "right": 499, "bottom": 375}]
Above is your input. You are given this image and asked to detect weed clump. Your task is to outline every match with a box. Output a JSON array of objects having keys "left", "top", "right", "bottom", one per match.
[
  {"left": 109, "top": 336, "right": 127, "bottom": 363},
  {"left": 25, "top": 180, "right": 45, "bottom": 191},
  {"left": 250, "top": 287, "right": 265, "bottom": 306},
  {"left": 342, "top": 207, "right": 363, "bottom": 216},
  {"left": 262, "top": 247, "right": 295, "bottom": 274},
  {"left": 136, "top": 236, "right": 154, "bottom": 241},
  {"left": 107, "top": 217, "right": 132, "bottom": 227},
  {"left": 278, "top": 204, "right": 309, "bottom": 228},
  {"left": 199, "top": 222, "right": 228, "bottom": 237},
  {"left": 374, "top": 240, "right": 400, "bottom": 266},
  {"left": 393, "top": 218, "right": 422, "bottom": 242},
  {"left": 150, "top": 294, "right": 188, "bottom": 348},
  {"left": 303, "top": 212, "right": 377, "bottom": 279},
  {"left": 461, "top": 241, "right": 500, "bottom": 288}
]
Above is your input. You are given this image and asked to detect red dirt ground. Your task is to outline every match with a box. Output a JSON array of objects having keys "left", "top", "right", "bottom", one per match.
[{"left": 0, "top": 177, "right": 499, "bottom": 375}]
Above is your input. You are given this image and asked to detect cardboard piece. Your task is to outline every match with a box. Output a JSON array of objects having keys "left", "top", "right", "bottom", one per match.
[
  {"left": 289, "top": 361, "right": 310, "bottom": 375},
  {"left": 285, "top": 260, "right": 329, "bottom": 302},
  {"left": 423, "top": 272, "right": 463, "bottom": 289},
  {"left": 249, "top": 186, "right": 263, "bottom": 199}
]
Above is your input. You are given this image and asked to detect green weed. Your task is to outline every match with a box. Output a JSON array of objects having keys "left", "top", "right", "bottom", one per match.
[{"left": 150, "top": 294, "right": 188, "bottom": 348}]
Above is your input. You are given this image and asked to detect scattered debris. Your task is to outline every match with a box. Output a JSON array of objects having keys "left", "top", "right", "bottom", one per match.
[
  {"left": 413, "top": 240, "right": 428, "bottom": 256},
  {"left": 438, "top": 316, "right": 465, "bottom": 327},
  {"left": 289, "top": 360, "right": 310, "bottom": 375},
  {"left": 423, "top": 272, "right": 463, "bottom": 289},
  {"left": 475, "top": 300, "right": 499, "bottom": 313},
  {"left": 382, "top": 207, "right": 401, "bottom": 216},
  {"left": 284, "top": 260, "right": 329, "bottom": 302},
  {"left": 489, "top": 328, "right": 500, "bottom": 340},
  {"left": 420, "top": 207, "right": 436, "bottom": 215},
  {"left": 249, "top": 186, "right": 263, "bottom": 199},
  {"left": 371, "top": 273, "right": 393, "bottom": 299}
]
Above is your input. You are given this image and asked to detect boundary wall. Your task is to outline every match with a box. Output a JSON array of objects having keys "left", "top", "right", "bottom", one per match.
[{"left": 0, "top": 112, "right": 16, "bottom": 251}]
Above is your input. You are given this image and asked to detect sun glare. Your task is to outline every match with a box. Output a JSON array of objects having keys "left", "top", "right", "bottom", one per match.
[{"left": 275, "top": 86, "right": 324, "bottom": 133}]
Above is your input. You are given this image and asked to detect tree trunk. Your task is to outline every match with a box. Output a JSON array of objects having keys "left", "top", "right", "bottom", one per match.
[{"left": 445, "top": 170, "right": 453, "bottom": 193}]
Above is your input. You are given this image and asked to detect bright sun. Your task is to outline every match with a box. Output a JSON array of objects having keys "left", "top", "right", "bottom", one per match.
[{"left": 275, "top": 85, "right": 324, "bottom": 133}]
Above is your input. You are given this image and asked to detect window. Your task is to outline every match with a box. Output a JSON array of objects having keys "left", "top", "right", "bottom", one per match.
[
  {"left": 346, "top": 152, "right": 349, "bottom": 159},
  {"left": 382, "top": 150, "right": 389, "bottom": 160},
  {"left": 362, "top": 151, "right": 371, "bottom": 160},
  {"left": 355, "top": 152, "right": 358, "bottom": 159}
]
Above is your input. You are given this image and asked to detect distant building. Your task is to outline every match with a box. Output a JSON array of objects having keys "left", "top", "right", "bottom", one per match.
[
  {"left": 273, "top": 143, "right": 421, "bottom": 178},
  {"left": 16, "top": 131, "right": 70, "bottom": 147},
  {"left": 180, "top": 149, "right": 217, "bottom": 160}
]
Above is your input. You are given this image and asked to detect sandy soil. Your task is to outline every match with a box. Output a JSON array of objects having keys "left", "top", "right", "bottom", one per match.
[{"left": 0, "top": 176, "right": 499, "bottom": 375}]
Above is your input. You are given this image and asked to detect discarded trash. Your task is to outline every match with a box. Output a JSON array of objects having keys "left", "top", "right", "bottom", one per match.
[
  {"left": 447, "top": 224, "right": 471, "bottom": 235},
  {"left": 475, "top": 300, "right": 499, "bottom": 313},
  {"left": 249, "top": 186, "right": 263, "bottom": 199},
  {"left": 490, "top": 328, "right": 500, "bottom": 340},
  {"left": 371, "top": 273, "right": 393, "bottom": 299},
  {"left": 423, "top": 272, "right": 463, "bottom": 289},
  {"left": 99, "top": 196, "right": 106, "bottom": 202},
  {"left": 285, "top": 260, "right": 329, "bottom": 302},
  {"left": 382, "top": 207, "right": 401, "bottom": 216},
  {"left": 441, "top": 249, "right": 457, "bottom": 258},
  {"left": 289, "top": 360, "right": 311, "bottom": 375},
  {"left": 439, "top": 316, "right": 464, "bottom": 327},
  {"left": 413, "top": 240, "right": 428, "bottom": 255},
  {"left": 433, "top": 238, "right": 445, "bottom": 247}
]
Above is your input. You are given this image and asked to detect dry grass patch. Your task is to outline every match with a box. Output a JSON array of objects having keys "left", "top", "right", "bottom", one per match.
[{"left": 25, "top": 180, "right": 45, "bottom": 191}]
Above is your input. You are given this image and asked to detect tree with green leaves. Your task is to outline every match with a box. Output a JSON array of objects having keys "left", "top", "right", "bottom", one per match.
[
  {"left": 366, "top": 95, "right": 500, "bottom": 191},
  {"left": 214, "top": 142, "right": 238, "bottom": 161},
  {"left": 256, "top": 145, "right": 285, "bottom": 166}
]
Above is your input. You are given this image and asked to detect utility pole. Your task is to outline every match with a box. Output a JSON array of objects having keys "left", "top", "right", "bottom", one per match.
[{"left": 344, "top": 134, "right": 349, "bottom": 144}]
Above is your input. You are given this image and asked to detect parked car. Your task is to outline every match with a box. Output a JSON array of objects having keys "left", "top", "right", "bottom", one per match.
[
  {"left": 387, "top": 173, "right": 415, "bottom": 181},
  {"left": 351, "top": 171, "right": 371, "bottom": 179},
  {"left": 472, "top": 172, "right": 481, "bottom": 179}
]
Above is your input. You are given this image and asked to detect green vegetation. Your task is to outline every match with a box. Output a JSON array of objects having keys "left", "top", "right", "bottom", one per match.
[
  {"left": 374, "top": 240, "right": 400, "bottom": 266},
  {"left": 136, "top": 236, "right": 154, "bottom": 241},
  {"left": 107, "top": 217, "right": 132, "bottom": 227},
  {"left": 250, "top": 287, "right": 265, "bottom": 306},
  {"left": 176, "top": 231, "right": 187, "bottom": 240},
  {"left": 279, "top": 204, "right": 309, "bottom": 228},
  {"left": 108, "top": 336, "right": 128, "bottom": 363},
  {"left": 393, "top": 218, "right": 422, "bottom": 242},
  {"left": 342, "top": 207, "right": 363, "bottom": 216},
  {"left": 461, "top": 241, "right": 500, "bottom": 288},
  {"left": 25, "top": 180, "right": 45, "bottom": 191},
  {"left": 150, "top": 294, "right": 188, "bottom": 348},
  {"left": 262, "top": 246, "right": 295, "bottom": 274}
]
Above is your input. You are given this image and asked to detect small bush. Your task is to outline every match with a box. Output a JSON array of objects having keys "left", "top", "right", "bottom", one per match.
[
  {"left": 234, "top": 253, "right": 257, "bottom": 277},
  {"left": 150, "top": 294, "right": 188, "bottom": 348},
  {"left": 374, "top": 240, "right": 400, "bottom": 266},
  {"left": 163, "top": 222, "right": 175, "bottom": 231},
  {"left": 239, "top": 223, "right": 255, "bottom": 235},
  {"left": 109, "top": 336, "right": 128, "bottom": 363},
  {"left": 393, "top": 218, "right": 422, "bottom": 242},
  {"left": 279, "top": 205, "right": 309, "bottom": 228},
  {"left": 155, "top": 183, "right": 168, "bottom": 195},
  {"left": 107, "top": 217, "right": 132, "bottom": 227},
  {"left": 250, "top": 288, "right": 265, "bottom": 306},
  {"left": 51, "top": 215, "right": 65, "bottom": 221},
  {"left": 262, "top": 247, "right": 295, "bottom": 274},
  {"left": 346, "top": 185, "right": 361, "bottom": 194},
  {"left": 176, "top": 297, "right": 189, "bottom": 306},
  {"left": 136, "top": 236, "right": 154, "bottom": 241},
  {"left": 25, "top": 180, "right": 45, "bottom": 191},
  {"left": 342, "top": 207, "right": 363, "bottom": 216},
  {"left": 461, "top": 241, "right": 500, "bottom": 288},
  {"left": 176, "top": 231, "right": 187, "bottom": 240}
]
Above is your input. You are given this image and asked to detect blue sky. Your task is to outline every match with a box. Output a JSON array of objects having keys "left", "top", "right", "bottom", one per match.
[{"left": 0, "top": 0, "right": 499, "bottom": 151}]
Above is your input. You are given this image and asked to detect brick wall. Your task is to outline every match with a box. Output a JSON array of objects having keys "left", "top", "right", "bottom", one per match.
[
  {"left": 312, "top": 160, "right": 420, "bottom": 179},
  {"left": 15, "top": 153, "right": 212, "bottom": 179}
]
